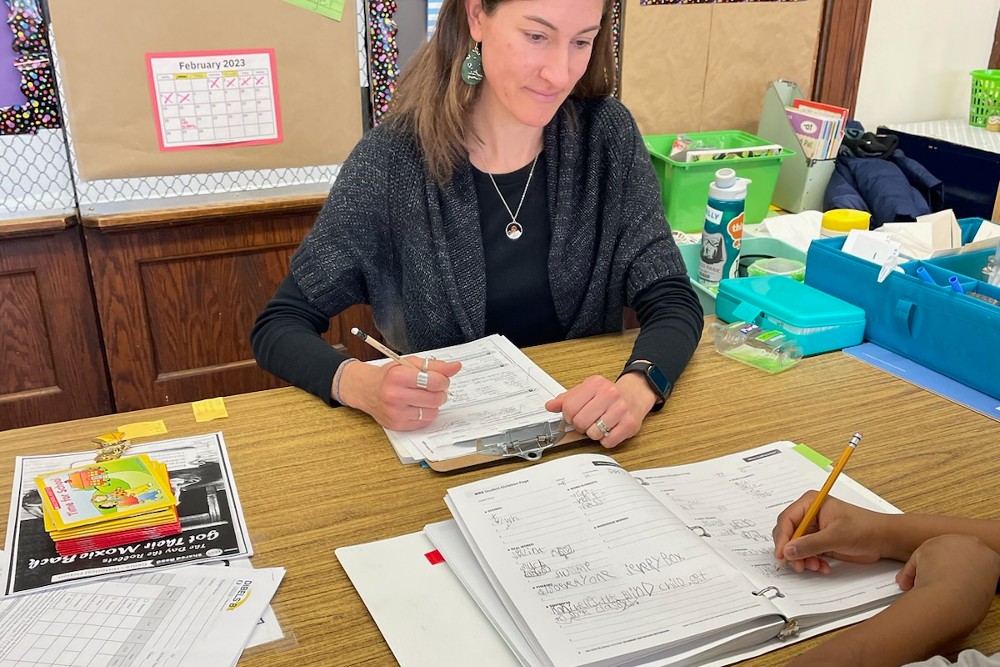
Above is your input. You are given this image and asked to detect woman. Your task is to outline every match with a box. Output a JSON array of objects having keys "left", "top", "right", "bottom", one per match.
[{"left": 251, "top": 0, "right": 703, "bottom": 447}]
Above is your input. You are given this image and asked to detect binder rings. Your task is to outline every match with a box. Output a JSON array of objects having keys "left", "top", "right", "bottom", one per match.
[{"left": 756, "top": 80, "right": 838, "bottom": 213}]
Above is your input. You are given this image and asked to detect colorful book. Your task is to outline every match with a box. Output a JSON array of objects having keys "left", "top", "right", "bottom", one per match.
[
  {"left": 684, "top": 143, "right": 784, "bottom": 163},
  {"left": 35, "top": 454, "right": 177, "bottom": 532}
]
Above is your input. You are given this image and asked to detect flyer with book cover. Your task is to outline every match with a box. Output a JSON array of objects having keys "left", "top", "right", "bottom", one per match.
[{"left": 2, "top": 432, "right": 252, "bottom": 596}]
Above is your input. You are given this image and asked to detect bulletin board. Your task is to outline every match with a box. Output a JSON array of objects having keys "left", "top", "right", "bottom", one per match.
[
  {"left": 47, "top": 0, "right": 364, "bottom": 181},
  {"left": 620, "top": 0, "right": 823, "bottom": 136}
]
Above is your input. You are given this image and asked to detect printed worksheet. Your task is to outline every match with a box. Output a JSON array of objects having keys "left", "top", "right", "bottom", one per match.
[
  {"left": 379, "top": 335, "right": 568, "bottom": 463},
  {"left": 0, "top": 562, "right": 283, "bottom": 666},
  {"left": 146, "top": 49, "right": 281, "bottom": 150}
]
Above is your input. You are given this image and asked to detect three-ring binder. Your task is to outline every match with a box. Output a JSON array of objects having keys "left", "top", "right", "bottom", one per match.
[{"left": 749, "top": 586, "right": 800, "bottom": 640}]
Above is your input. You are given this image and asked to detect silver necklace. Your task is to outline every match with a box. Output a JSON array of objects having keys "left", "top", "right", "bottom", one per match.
[{"left": 488, "top": 154, "right": 538, "bottom": 240}]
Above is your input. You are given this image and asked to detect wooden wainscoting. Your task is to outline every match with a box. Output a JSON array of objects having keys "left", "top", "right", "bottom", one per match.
[
  {"left": 0, "top": 215, "right": 112, "bottom": 429},
  {"left": 81, "top": 191, "right": 378, "bottom": 412}
]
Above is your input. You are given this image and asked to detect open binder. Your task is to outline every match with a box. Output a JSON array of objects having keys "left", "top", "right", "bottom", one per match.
[{"left": 756, "top": 80, "right": 838, "bottom": 213}]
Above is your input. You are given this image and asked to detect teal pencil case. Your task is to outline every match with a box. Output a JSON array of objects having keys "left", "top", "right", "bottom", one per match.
[{"left": 715, "top": 275, "right": 866, "bottom": 356}]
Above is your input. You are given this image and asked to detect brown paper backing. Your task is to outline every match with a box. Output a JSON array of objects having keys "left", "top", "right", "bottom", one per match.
[
  {"left": 48, "top": 0, "right": 364, "bottom": 181},
  {"left": 620, "top": 0, "right": 824, "bottom": 136}
]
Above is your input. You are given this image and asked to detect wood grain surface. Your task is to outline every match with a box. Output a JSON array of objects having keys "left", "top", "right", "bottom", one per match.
[{"left": 0, "top": 325, "right": 995, "bottom": 665}]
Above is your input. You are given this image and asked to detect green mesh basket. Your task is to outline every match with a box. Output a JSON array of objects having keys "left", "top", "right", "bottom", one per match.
[{"left": 969, "top": 69, "right": 1000, "bottom": 127}]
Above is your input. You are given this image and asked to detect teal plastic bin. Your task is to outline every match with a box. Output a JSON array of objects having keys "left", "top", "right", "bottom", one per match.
[
  {"left": 805, "top": 218, "right": 1000, "bottom": 399},
  {"left": 678, "top": 235, "right": 807, "bottom": 316},
  {"left": 645, "top": 130, "right": 794, "bottom": 233},
  {"left": 715, "top": 275, "right": 866, "bottom": 356}
]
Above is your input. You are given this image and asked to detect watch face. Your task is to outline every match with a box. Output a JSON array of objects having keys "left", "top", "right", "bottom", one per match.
[{"left": 645, "top": 363, "right": 671, "bottom": 397}]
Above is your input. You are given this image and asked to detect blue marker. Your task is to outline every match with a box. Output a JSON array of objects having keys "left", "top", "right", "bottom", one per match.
[
  {"left": 915, "top": 266, "right": 936, "bottom": 285},
  {"left": 948, "top": 276, "right": 965, "bottom": 294}
]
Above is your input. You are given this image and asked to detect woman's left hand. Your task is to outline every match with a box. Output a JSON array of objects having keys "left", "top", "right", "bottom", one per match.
[{"left": 545, "top": 374, "right": 657, "bottom": 448}]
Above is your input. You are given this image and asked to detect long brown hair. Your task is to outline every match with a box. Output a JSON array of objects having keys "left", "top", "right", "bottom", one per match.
[{"left": 384, "top": 0, "right": 616, "bottom": 185}]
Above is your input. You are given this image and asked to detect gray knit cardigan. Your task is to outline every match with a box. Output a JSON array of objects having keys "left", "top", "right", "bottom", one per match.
[{"left": 290, "top": 96, "right": 688, "bottom": 354}]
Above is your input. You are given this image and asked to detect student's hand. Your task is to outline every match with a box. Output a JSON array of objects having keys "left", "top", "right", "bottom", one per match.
[
  {"left": 545, "top": 374, "right": 655, "bottom": 449},
  {"left": 773, "top": 493, "right": 892, "bottom": 573},
  {"left": 338, "top": 356, "right": 461, "bottom": 431}
]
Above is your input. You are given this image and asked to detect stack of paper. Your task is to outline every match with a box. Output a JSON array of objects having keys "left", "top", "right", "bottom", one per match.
[{"left": 35, "top": 454, "right": 181, "bottom": 556}]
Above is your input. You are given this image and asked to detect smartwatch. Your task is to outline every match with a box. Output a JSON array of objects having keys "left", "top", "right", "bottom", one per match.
[{"left": 619, "top": 360, "right": 672, "bottom": 413}]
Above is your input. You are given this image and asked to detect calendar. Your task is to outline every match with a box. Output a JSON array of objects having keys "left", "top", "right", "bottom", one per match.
[{"left": 146, "top": 49, "right": 282, "bottom": 151}]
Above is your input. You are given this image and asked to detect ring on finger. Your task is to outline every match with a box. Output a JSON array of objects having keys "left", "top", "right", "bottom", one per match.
[
  {"left": 417, "top": 407, "right": 424, "bottom": 421},
  {"left": 416, "top": 370, "right": 429, "bottom": 389},
  {"left": 421, "top": 355, "right": 435, "bottom": 372},
  {"left": 593, "top": 418, "right": 611, "bottom": 438}
]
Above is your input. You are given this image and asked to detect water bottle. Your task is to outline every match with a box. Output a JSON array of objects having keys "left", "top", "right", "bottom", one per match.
[
  {"left": 709, "top": 321, "right": 802, "bottom": 373},
  {"left": 698, "top": 168, "right": 750, "bottom": 290}
]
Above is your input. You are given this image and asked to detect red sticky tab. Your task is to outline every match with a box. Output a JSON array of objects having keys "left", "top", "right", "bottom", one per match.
[{"left": 424, "top": 549, "right": 445, "bottom": 565}]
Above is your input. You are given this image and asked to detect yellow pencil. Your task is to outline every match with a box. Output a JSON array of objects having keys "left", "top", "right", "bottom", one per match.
[{"left": 777, "top": 432, "right": 863, "bottom": 569}]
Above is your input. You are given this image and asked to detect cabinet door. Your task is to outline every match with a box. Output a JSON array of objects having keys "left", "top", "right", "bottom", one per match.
[
  {"left": 0, "top": 225, "right": 112, "bottom": 429},
  {"left": 84, "top": 211, "right": 377, "bottom": 412}
]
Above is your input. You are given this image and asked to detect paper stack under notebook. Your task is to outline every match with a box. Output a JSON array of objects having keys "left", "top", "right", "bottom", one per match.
[{"left": 35, "top": 454, "right": 181, "bottom": 556}]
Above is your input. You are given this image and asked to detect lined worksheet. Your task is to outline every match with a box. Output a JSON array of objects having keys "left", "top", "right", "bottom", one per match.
[
  {"left": 380, "top": 335, "right": 568, "bottom": 463},
  {"left": 445, "top": 454, "right": 783, "bottom": 667},
  {"left": 640, "top": 444, "right": 903, "bottom": 624}
]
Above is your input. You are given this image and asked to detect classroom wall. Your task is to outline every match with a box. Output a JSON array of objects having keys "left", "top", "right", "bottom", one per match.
[{"left": 854, "top": 0, "right": 1000, "bottom": 130}]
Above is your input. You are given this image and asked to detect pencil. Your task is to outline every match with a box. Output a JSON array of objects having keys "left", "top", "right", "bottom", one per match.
[
  {"left": 777, "top": 432, "right": 863, "bottom": 570},
  {"left": 350, "top": 327, "right": 448, "bottom": 396},
  {"left": 350, "top": 327, "right": 416, "bottom": 368}
]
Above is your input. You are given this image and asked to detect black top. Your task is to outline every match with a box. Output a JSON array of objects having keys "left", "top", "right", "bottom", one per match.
[{"left": 471, "top": 156, "right": 564, "bottom": 348}]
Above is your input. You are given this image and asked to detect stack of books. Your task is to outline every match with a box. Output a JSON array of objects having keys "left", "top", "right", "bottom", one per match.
[
  {"left": 35, "top": 454, "right": 181, "bottom": 556},
  {"left": 785, "top": 99, "right": 848, "bottom": 160}
]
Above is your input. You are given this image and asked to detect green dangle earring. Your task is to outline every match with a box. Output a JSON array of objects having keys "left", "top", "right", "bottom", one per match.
[{"left": 461, "top": 43, "right": 483, "bottom": 85}]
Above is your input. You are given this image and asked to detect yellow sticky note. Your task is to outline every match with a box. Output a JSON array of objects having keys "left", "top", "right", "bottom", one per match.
[
  {"left": 117, "top": 420, "right": 168, "bottom": 439},
  {"left": 192, "top": 397, "right": 229, "bottom": 422}
]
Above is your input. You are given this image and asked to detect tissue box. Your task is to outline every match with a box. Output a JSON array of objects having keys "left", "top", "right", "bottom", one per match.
[
  {"left": 806, "top": 226, "right": 1000, "bottom": 399},
  {"left": 715, "top": 275, "right": 866, "bottom": 356}
]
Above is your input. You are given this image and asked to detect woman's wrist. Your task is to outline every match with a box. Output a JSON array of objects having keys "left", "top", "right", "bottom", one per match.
[{"left": 331, "top": 358, "right": 360, "bottom": 405}]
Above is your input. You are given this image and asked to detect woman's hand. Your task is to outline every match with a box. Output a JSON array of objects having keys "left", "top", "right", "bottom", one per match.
[
  {"left": 338, "top": 356, "right": 461, "bottom": 430},
  {"left": 773, "top": 493, "right": 892, "bottom": 573},
  {"left": 544, "top": 373, "right": 657, "bottom": 448}
]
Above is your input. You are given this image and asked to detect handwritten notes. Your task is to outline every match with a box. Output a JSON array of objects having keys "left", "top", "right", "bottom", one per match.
[{"left": 445, "top": 455, "right": 778, "bottom": 666}]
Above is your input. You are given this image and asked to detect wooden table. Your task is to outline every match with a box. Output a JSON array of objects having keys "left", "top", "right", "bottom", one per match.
[{"left": 0, "top": 327, "right": 996, "bottom": 665}]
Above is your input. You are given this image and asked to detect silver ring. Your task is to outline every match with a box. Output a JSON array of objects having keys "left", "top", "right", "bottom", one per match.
[
  {"left": 594, "top": 418, "right": 611, "bottom": 438},
  {"left": 416, "top": 370, "right": 429, "bottom": 389},
  {"left": 417, "top": 407, "right": 424, "bottom": 421},
  {"left": 421, "top": 355, "right": 435, "bottom": 371}
]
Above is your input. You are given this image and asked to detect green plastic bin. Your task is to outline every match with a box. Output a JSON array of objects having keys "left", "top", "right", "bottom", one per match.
[{"left": 645, "top": 130, "right": 794, "bottom": 233}]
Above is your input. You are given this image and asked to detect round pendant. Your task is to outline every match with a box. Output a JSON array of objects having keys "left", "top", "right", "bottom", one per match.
[{"left": 505, "top": 221, "right": 523, "bottom": 240}]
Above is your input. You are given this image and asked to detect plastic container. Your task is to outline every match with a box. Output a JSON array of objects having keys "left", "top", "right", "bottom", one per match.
[
  {"left": 709, "top": 321, "right": 802, "bottom": 373},
  {"left": 698, "top": 168, "right": 749, "bottom": 290},
  {"left": 715, "top": 275, "right": 866, "bottom": 356},
  {"left": 644, "top": 130, "right": 794, "bottom": 233},
  {"left": 747, "top": 257, "right": 806, "bottom": 282},
  {"left": 678, "top": 236, "right": 807, "bottom": 316},
  {"left": 821, "top": 209, "right": 871, "bottom": 237},
  {"left": 805, "top": 217, "right": 1000, "bottom": 399},
  {"left": 969, "top": 69, "right": 1000, "bottom": 128}
]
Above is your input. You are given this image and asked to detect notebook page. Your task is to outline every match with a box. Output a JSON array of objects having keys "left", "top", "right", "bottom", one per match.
[
  {"left": 445, "top": 454, "right": 782, "bottom": 667},
  {"left": 638, "top": 442, "right": 902, "bottom": 625}
]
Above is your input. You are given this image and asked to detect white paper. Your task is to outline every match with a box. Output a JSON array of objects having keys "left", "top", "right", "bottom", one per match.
[
  {"left": 0, "top": 561, "right": 283, "bottom": 666},
  {"left": 337, "top": 530, "right": 522, "bottom": 667},
  {"left": 378, "top": 335, "right": 567, "bottom": 464},
  {"left": 754, "top": 211, "right": 824, "bottom": 254}
]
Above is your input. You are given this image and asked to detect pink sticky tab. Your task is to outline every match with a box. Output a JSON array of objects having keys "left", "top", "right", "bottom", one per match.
[{"left": 424, "top": 550, "right": 445, "bottom": 565}]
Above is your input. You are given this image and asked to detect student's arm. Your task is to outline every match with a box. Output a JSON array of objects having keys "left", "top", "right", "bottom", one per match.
[
  {"left": 773, "top": 492, "right": 1000, "bottom": 573},
  {"left": 785, "top": 534, "right": 1000, "bottom": 667}
]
